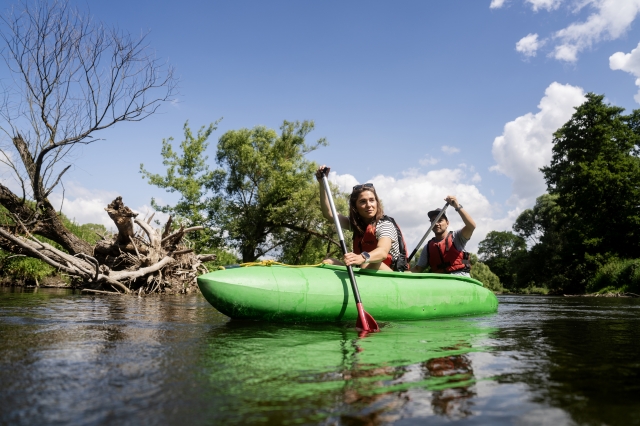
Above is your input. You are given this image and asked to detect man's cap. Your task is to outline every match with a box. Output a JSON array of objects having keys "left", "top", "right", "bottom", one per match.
[{"left": 428, "top": 208, "right": 448, "bottom": 221}]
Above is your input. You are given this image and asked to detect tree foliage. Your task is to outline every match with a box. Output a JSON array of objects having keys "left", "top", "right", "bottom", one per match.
[
  {"left": 480, "top": 93, "right": 640, "bottom": 293},
  {"left": 587, "top": 258, "right": 640, "bottom": 295},
  {"left": 215, "top": 120, "right": 327, "bottom": 262},
  {"left": 143, "top": 120, "right": 345, "bottom": 263},
  {"left": 469, "top": 253, "right": 503, "bottom": 293},
  {"left": 513, "top": 194, "right": 573, "bottom": 291},
  {"left": 478, "top": 231, "right": 526, "bottom": 288},
  {"left": 140, "top": 121, "right": 224, "bottom": 251},
  {"left": 542, "top": 93, "right": 640, "bottom": 263}
]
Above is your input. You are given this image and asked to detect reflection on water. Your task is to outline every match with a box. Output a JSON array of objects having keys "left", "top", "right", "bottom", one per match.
[
  {"left": 1, "top": 288, "right": 639, "bottom": 425},
  {"left": 199, "top": 318, "right": 492, "bottom": 424}
]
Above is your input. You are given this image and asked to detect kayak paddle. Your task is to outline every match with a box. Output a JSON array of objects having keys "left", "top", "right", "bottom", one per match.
[
  {"left": 407, "top": 202, "right": 450, "bottom": 264},
  {"left": 321, "top": 174, "right": 380, "bottom": 333}
]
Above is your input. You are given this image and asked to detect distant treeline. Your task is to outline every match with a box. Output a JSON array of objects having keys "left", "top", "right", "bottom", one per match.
[{"left": 478, "top": 94, "right": 640, "bottom": 295}]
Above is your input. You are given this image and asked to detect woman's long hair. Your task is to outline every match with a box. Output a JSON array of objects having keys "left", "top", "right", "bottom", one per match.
[{"left": 349, "top": 186, "right": 384, "bottom": 236}]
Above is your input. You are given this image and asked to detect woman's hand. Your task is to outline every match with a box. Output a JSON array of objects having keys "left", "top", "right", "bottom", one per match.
[
  {"left": 315, "top": 165, "right": 330, "bottom": 182},
  {"left": 343, "top": 252, "right": 365, "bottom": 266}
]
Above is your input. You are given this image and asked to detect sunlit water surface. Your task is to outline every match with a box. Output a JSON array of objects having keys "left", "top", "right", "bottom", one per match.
[{"left": 1, "top": 288, "right": 639, "bottom": 425}]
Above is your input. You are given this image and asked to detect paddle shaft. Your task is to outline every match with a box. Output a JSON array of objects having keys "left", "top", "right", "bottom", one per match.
[
  {"left": 407, "top": 202, "right": 450, "bottom": 263},
  {"left": 321, "top": 176, "right": 364, "bottom": 305}
]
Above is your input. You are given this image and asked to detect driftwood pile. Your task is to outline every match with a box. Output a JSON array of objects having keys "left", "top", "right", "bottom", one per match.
[{"left": 0, "top": 197, "right": 215, "bottom": 294}]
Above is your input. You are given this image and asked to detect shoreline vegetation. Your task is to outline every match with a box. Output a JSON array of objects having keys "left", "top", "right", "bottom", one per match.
[
  {"left": 476, "top": 94, "right": 640, "bottom": 298},
  {"left": 4, "top": 94, "right": 640, "bottom": 296},
  {"left": 1, "top": 3, "right": 639, "bottom": 297}
]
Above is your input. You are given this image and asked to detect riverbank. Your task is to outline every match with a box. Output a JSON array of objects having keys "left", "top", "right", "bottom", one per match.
[{"left": 0, "top": 276, "right": 71, "bottom": 288}]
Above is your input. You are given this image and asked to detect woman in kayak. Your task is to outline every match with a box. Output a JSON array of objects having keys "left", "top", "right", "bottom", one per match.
[{"left": 316, "top": 165, "right": 409, "bottom": 272}]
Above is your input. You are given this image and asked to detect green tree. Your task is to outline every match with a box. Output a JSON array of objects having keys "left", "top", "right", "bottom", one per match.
[
  {"left": 469, "top": 253, "right": 503, "bottom": 293},
  {"left": 143, "top": 120, "right": 341, "bottom": 263},
  {"left": 511, "top": 194, "right": 571, "bottom": 291},
  {"left": 541, "top": 93, "right": 640, "bottom": 289},
  {"left": 140, "top": 121, "right": 224, "bottom": 251},
  {"left": 215, "top": 120, "right": 333, "bottom": 262},
  {"left": 478, "top": 231, "right": 526, "bottom": 289},
  {"left": 277, "top": 188, "right": 351, "bottom": 265}
]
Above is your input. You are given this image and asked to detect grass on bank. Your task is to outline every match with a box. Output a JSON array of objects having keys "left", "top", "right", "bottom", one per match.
[
  {"left": 1, "top": 213, "right": 241, "bottom": 286},
  {"left": 0, "top": 214, "right": 110, "bottom": 286},
  {"left": 587, "top": 258, "right": 640, "bottom": 295}
]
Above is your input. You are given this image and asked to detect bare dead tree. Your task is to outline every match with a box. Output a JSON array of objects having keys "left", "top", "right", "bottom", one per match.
[
  {"left": 0, "top": 0, "right": 172, "bottom": 242},
  {"left": 0, "top": 2, "right": 210, "bottom": 293},
  {"left": 0, "top": 0, "right": 176, "bottom": 250}
]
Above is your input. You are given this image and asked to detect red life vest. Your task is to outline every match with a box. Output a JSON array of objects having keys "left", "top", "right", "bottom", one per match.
[
  {"left": 352, "top": 216, "right": 409, "bottom": 271},
  {"left": 427, "top": 231, "right": 471, "bottom": 274}
]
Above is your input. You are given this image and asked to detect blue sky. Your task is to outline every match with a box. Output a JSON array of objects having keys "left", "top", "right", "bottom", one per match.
[{"left": 2, "top": 0, "right": 640, "bottom": 253}]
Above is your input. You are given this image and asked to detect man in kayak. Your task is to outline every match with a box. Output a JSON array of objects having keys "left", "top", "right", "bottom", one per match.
[
  {"left": 410, "top": 196, "right": 476, "bottom": 276},
  {"left": 316, "top": 165, "right": 409, "bottom": 272}
]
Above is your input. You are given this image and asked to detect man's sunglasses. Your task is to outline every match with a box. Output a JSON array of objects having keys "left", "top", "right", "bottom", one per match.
[{"left": 352, "top": 183, "right": 374, "bottom": 191}]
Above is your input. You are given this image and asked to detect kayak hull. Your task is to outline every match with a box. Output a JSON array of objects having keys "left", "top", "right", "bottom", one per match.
[{"left": 197, "top": 264, "right": 498, "bottom": 322}]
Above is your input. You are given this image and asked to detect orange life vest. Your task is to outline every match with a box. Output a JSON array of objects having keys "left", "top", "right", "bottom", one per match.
[
  {"left": 352, "top": 216, "right": 409, "bottom": 272},
  {"left": 427, "top": 231, "right": 471, "bottom": 273}
]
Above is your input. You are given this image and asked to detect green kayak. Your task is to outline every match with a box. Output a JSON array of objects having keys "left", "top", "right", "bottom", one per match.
[{"left": 197, "top": 263, "right": 498, "bottom": 322}]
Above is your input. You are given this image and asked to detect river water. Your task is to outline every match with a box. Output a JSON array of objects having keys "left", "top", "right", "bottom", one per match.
[{"left": 0, "top": 288, "right": 638, "bottom": 425}]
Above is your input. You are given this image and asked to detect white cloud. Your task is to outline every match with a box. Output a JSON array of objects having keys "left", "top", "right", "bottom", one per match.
[
  {"left": 552, "top": 0, "right": 640, "bottom": 62},
  {"left": 331, "top": 167, "right": 512, "bottom": 253},
  {"left": 490, "top": 82, "right": 586, "bottom": 209},
  {"left": 500, "top": 0, "right": 640, "bottom": 62},
  {"left": 472, "top": 173, "right": 482, "bottom": 183},
  {"left": 47, "top": 181, "right": 169, "bottom": 231},
  {"left": 328, "top": 171, "right": 359, "bottom": 194},
  {"left": 419, "top": 154, "right": 440, "bottom": 166},
  {"left": 516, "top": 33, "right": 542, "bottom": 57},
  {"left": 134, "top": 205, "right": 171, "bottom": 229},
  {"left": 441, "top": 145, "right": 460, "bottom": 155},
  {"left": 526, "top": 0, "right": 563, "bottom": 11},
  {"left": 610, "top": 41, "right": 640, "bottom": 103},
  {"left": 490, "top": 0, "right": 508, "bottom": 9},
  {"left": 48, "top": 182, "right": 120, "bottom": 228}
]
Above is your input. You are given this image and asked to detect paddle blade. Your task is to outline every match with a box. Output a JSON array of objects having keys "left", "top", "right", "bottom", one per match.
[{"left": 355, "top": 303, "right": 380, "bottom": 333}]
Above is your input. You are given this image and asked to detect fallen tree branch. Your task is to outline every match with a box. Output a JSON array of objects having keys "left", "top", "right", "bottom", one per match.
[
  {"left": 0, "top": 227, "right": 82, "bottom": 275},
  {"left": 82, "top": 289, "right": 123, "bottom": 295},
  {"left": 162, "top": 216, "right": 173, "bottom": 239},
  {"left": 75, "top": 253, "right": 100, "bottom": 282},
  {"left": 197, "top": 254, "right": 217, "bottom": 262},
  {"left": 95, "top": 275, "right": 131, "bottom": 294},
  {"left": 109, "top": 256, "right": 176, "bottom": 282},
  {"left": 134, "top": 217, "right": 160, "bottom": 248},
  {"left": 106, "top": 197, "right": 137, "bottom": 245},
  {"left": 161, "top": 226, "right": 204, "bottom": 244},
  {"left": 173, "top": 248, "right": 194, "bottom": 255}
]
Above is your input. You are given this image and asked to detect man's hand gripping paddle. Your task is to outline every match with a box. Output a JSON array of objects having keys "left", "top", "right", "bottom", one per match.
[
  {"left": 321, "top": 173, "right": 379, "bottom": 333},
  {"left": 407, "top": 202, "right": 450, "bottom": 264}
]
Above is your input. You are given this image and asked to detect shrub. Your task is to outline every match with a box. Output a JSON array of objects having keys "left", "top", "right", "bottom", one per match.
[
  {"left": 470, "top": 254, "right": 503, "bottom": 293},
  {"left": 0, "top": 251, "right": 56, "bottom": 284},
  {"left": 0, "top": 209, "right": 108, "bottom": 285},
  {"left": 587, "top": 258, "right": 640, "bottom": 294}
]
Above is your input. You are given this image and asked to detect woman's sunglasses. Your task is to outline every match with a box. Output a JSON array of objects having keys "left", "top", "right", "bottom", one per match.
[{"left": 352, "top": 183, "right": 374, "bottom": 191}]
